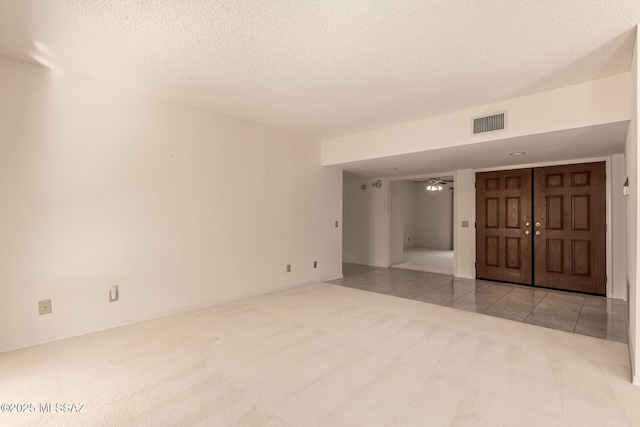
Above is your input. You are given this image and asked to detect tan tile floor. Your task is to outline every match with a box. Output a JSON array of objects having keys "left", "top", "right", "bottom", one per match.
[{"left": 328, "top": 263, "right": 628, "bottom": 343}]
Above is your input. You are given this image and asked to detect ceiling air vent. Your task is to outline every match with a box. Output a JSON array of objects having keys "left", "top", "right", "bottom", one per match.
[{"left": 472, "top": 112, "right": 506, "bottom": 135}]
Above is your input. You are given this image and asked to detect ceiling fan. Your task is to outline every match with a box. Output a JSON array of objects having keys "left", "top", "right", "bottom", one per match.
[{"left": 415, "top": 177, "right": 454, "bottom": 192}]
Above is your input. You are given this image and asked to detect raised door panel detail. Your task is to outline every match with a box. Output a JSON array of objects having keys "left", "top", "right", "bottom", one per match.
[
  {"left": 505, "top": 176, "right": 521, "bottom": 190},
  {"left": 485, "top": 198, "right": 499, "bottom": 228},
  {"left": 572, "top": 240, "right": 591, "bottom": 276},
  {"left": 571, "top": 171, "right": 591, "bottom": 187},
  {"left": 486, "top": 178, "right": 500, "bottom": 191},
  {"left": 505, "top": 197, "right": 520, "bottom": 229},
  {"left": 485, "top": 236, "right": 499, "bottom": 267},
  {"left": 546, "top": 196, "right": 563, "bottom": 230},
  {"left": 546, "top": 239, "right": 564, "bottom": 273},
  {"left": 545, "top": 174, "right": 563, "bottom": 188},
  {"left": 572, "top": 195, "right": 590, "bottom": 231},
  {"left": 505, "top": 237, "right": 521, "bottom": 269}
]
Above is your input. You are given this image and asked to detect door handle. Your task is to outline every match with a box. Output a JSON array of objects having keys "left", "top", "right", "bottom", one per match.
[
  {"left": 535, "top": 222, "right": 541, "bottom": 227},
  {"left": 525, "top": 230, "right": 531, "bottom": 235},
  {"left": 535, "top": 230, "right": 541, "bottom": 236}
]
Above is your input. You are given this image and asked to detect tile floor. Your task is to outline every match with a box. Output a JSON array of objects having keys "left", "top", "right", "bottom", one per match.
[
  {"left": 328, "top": 263, "right": 628, "bottom": 343},
  {"left": 391, "top": 247, "right": 454, "bottom": 275}
]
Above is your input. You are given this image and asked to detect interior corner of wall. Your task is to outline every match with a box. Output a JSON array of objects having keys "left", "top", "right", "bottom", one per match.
[{"left": 632, "top": 357, "right": 639, "bottom": 386}]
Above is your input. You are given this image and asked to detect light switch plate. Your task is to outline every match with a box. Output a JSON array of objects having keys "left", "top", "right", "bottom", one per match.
[{"left": 461, "top": 221, "right": 469, "bottom": 228}]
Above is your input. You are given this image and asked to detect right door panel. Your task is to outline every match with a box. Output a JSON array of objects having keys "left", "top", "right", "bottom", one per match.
[{"left": 532, "top": 162, "right": 606, "bottom": 294}]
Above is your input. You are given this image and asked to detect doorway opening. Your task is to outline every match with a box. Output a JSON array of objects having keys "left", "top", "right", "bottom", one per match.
[{"left": 390, "top": 176, "right": 454, "bottom": 275}]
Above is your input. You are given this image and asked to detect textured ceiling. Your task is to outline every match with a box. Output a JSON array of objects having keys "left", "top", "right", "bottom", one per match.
[{"left": 0, "top": 1, "right": 638, "bottom": 139}]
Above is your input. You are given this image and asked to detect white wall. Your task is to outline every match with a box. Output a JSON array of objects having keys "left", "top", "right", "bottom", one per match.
[
  {"left": 323, "top": 73, "right": 630, "bottom": 166},
  {"left": 453, "top": 170, "right": 476, "bottom": 279},
  {"left": 342, "top": 178, "right": 388, "bottom": 267},
  {"left": 611, "top": 154, "right": 627, "bottom": 300},
  {"left": 389, "top": 181, "right": 404, "bottom": 265},
  {"left": 415, "top": 182, "right": 453, "bottom": 249},
  {"left": 626, "top": 26, "right": 639, "bottom": 384},
  {"left": 0, "top": 57, "right": 343, "bottom": 352},
  {"left": 389, "top": 181, "right": 415, "bottom": 265},
  {"left": 401, "top": 183, "right": 416, "bottom": 249}
]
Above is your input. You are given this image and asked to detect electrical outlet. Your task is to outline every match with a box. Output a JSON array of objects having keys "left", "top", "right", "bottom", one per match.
[
  {"left": 313, "top": 261, "right": 318, "bottom": 268},
  {"left": 38, "top": 299, "right": 52, "bottom": 315},
  {"left": 286, "top": 264, "right": 291, "bottom": 273}
]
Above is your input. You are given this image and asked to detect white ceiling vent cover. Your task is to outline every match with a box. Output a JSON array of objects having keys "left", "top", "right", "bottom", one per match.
[{"left": 472, "top": 111, "right": 507, "bottom": 135}]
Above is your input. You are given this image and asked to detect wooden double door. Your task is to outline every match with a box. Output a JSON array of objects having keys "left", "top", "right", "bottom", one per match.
[{"left": 476, "top": 162, "right": 606, "bottom": 295}]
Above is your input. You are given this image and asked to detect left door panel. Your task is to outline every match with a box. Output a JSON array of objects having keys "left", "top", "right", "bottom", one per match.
[{"left": 476, "top": 169, "right": 533, "bottom": 285}]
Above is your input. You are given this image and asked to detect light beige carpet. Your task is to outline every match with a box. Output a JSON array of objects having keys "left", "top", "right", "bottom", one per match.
[{"left": 1, "top": 283, "right": 638, "bottom": 426}]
